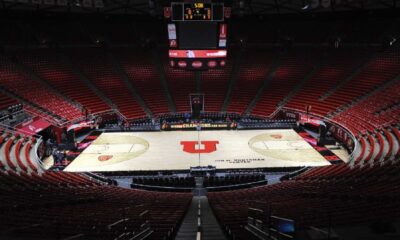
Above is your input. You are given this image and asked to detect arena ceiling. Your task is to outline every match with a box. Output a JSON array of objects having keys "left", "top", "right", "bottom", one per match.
[{"left": 0, "top": 0, "right": 399, "bottom": 16}]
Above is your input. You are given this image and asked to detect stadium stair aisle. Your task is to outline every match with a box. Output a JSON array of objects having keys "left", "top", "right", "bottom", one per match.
[
  {"left": 244, "top": 51, "right": 287, "bottom": 116},
  {"left": 319, "top": 49, "right": 378, "bottom": 101},
  {"left": 175, "top": 197, "right": 199, "bottom": 240},
  {"left": 12, "top": 56, "right": 83, "bottom": 110},
  {"left": 67, "top": 48, "right": 147, "bottom": 119},
  {"left": 107, "top": 51, "right": 153, "bottom": 118},
  {"left": 175, "top": 196, "right": 227, "bottom": 240},
  {"left": 278, "top": 54, "right": 326, "bottom": 110},
  {"left": 151, "top": 49, "right": 177, "bottom": 112},
  {"left": 199, "top": 196, "right": 227, "bottom": 240},
  {"left": 60, "top": 52, "right": 116, "bottom": 109},
  {"left": 221, "top": 48, "right": 243, "bottom": 112},
  {"left": 194, "top": 177, "right": 206, "bottom": 196},
  {"left": 329, "top": 73, "right": 400, "bottom": 119},
  {"left": 113, "top": 48, "right": 171, "bottom": 115},
  {"left": 0, "top": 89, "right": 64, "bottom": 125}
]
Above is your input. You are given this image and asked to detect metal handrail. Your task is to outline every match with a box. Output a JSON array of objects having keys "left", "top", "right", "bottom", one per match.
[
  {"left": 33, "top": 138, "right": 46, "bottom": 173},
  {"left": 0, "top": 122, "right": 42, "bottom": 139},
  {"left": 205, "top": 179, "right": 269, "bottom": 190},
  {"left": 57, "top": 108, "right": 127, "bottom": 127},
  {"left": 24, "top": 108, "right": 127, "bottom": 128},
  {"left": 268, "top": 106, "right": 283, "bottom": 119},
  {"left": 23, "top": 107, "right": 64, "bottom": 126},
  {"left": 0, "top": 123, "right": 45, "bottom": 172}
]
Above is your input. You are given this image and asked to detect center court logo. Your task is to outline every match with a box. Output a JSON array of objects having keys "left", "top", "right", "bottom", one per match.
[{"left": 180, "top": 141, "right": 219, "bottom": 154}]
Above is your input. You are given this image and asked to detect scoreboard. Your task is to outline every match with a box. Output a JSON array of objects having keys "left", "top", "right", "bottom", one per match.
[
  {"left": 184, "top": 3, "right": 211, "bottom": 21},
  {"left": 165, "top": 2, "right": 230, "bottom": 70},
  {"left": 171, "top": 2, "right": 224, "bottom": 22}
]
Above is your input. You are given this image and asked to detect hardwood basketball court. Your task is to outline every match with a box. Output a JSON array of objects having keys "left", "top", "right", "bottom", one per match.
[{"left": 64, "top": 129, "right": 331, "bottom": 172}]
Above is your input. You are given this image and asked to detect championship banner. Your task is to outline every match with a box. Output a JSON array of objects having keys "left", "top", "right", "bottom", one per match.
[
  {"left": 218, "top": 23, "right": 227, "bottom": 47},
  {"left": 219, "top": 39, "right": 227, "bottom": 48},
  {"left": 167, "top": 24, "right": 177, "bottom": 40},
  {"left": 224, "top": 7, "right": 231, "bottom": 18},
  {"left": 219, "top": 23, "right": 227, "bottom": 39},
  {"left": 190, "top": 93, "right": 204, "bottom": 116},
  {"left": 169, "top": 40, "right": 177, "bottom": 48},
  {"left": 164, "top": 7, "right": 171, "bottom": 18}
]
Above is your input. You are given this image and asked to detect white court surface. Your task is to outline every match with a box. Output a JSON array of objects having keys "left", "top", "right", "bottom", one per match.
[{"left": 64, "top": 129, "right": 331, "bottom": 172}]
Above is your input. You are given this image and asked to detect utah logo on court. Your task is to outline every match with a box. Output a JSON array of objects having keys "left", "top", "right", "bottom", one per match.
[
  {"left": 98, "top": 155, "right": 113, "bottom": 161},
  {"left": 270, "top": 134, "right": 283, "bottom": 139},
  {"left": 180, "top": 141, "right": 219, "bottom": 154}
]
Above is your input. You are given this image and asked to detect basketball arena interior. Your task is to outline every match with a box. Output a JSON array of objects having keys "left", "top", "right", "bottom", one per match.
[{"left": 0, "top": 0, "right": 399, "bottom": 239}]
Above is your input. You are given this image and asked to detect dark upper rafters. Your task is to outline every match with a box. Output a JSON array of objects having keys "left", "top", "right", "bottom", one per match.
[{"left": 0, "top": 0, "right": 398, "bottom": 16}]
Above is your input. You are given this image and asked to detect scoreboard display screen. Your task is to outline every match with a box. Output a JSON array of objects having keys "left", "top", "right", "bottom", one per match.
[
  {"left": 167, "top": 2, "right": 229, "bottom": 70},
  {"left": 172, "top": 2, "right": 224, "bottom": 21},
  {"left": 184, "top": 3, "right": 211, "bottom": 21},
  {"left": 178, "top": 22, "right": 217, "bottom": 49}
]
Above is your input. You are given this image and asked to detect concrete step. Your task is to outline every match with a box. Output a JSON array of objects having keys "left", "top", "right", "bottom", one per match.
[
  {"left": 175, "top": 197, "right": 200, "bottom": 240},
  {"left": 199, "top": 196, "right": 227, "bottom": 240},
  {"left": 175, "top": 196, "right": 227, "bottom": 240}
]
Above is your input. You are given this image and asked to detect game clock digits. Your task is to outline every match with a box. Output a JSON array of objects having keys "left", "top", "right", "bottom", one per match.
[
  {"left": 171, "top": 2, "right": 224, "bottom": 22},
  {"left": 184, "top": 3, "right": 212, "bottom": 21}
]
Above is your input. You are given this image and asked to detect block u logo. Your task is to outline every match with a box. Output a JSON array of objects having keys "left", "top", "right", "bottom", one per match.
[{"left": 180, "top": 141, "right": 219, "bottom": 154}]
